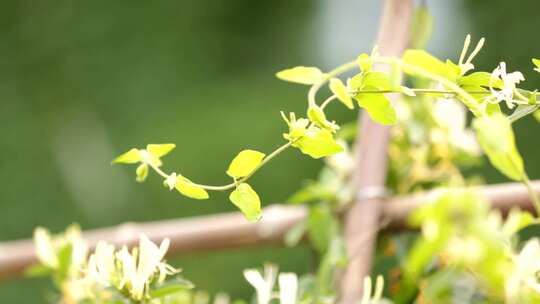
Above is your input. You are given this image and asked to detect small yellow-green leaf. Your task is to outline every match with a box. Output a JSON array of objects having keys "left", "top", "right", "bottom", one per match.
[
  {"left": 147, "top": 144, "right": 176, "bottom": 158},
  {"left": 356, "top": 53, "right": 372, "bottom": 72},
  {"left": 534, "top": 110, "right": 540, "bottom": 122},
  {"left": 293, "top": 126, "right": 343, "bottom": 159},
  {"left": 175, "top": 175, "right": 209, "bottom": 200},
  {"left": 229, "top": 183, "right": 262, "bottom": 222},
  {"left": 226, "top": 150, "right": 266, "bottom": 178},
  {"left": 307, "top": 105, "right": 339, "bottom": 132},
  {"left": 532, "top": 58, "right": 540, "bottom": 73},
  {"left": 355, "top": 89, "right": 397, "bottom": 125},
  {"left": 136, "top": 163, "right": 149, "bottom": 183},
  {"left": 329, "top": 78, "right": 353, "bottom": 109},
  {"left": 403, "top": 49, "right": 458, "bottom": 81},
  {"left": 458, "top": 72, "right": 502, "bottom": 89},
  {"left": 112, "top": 148, "right": 141, "bottom": 164},
  {"left": 276, "top": 66, "right": 328, "bottom": 85},
  {"left": 361, "top": 72, "right": 391, "bottom": 90},
  {"left": 473, "top": 113, "right": 524, "bottom": 181}
]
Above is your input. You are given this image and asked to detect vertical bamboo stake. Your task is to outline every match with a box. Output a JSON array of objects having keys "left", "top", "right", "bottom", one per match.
[{"left": 339, "top": 1, "right": 414, "bottom": 302}]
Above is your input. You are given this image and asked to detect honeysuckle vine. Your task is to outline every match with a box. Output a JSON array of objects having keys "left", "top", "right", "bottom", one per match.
[{"left": 113, "top": 34, "right": 540, "bottom": 221}]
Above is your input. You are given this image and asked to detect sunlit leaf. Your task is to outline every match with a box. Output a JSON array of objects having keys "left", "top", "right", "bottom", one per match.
[
  {"left": 361, "top": 72, "right": 391, "bottom": 90},
  {"left": 403, "top": 49, "right": 458, "bottom": 81},
  {"left": 473, "top": 113, "right": 524, "bottom": 180},
  {"left": 112, "top": 148, "right": 141, "bottom": 164},
  {"left": 226, "top": 150, "right": 266, "bottom": 178},
  {"left": 175, "top": 175, "right": 209, "bottom": 200},
  {"left": 533, "top": 58, "right": 540, "bottom": 73},
  {"left": 329, "top": 78, "right": 354, "bottom": 109},
  {"left": 276, "top": 66, "right": 328, "bottom": 85},
  {"left": 293, "top": 126, "right": 343, "bottom": 159},
  {"left": 307, "top": 105, "right": 339, "bottom": 132},
  {"left": 229, "top": 183, "right": 262, "bottom": 222},
  {"left": 355, "top": 89, "right": 397, "bottom": 125},
  {"left": 356, "top": 53, "right": 372, "bottom": 73},
  {"left": 147, "top": 144, "right": 176, "bottom": 158},
  {"left": 458, "top": 71, "right": 502, "bottom": 89}
]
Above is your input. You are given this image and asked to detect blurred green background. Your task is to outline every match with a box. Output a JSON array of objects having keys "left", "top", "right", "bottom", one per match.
[{"left": 0, "top": 0, "right": 539, "bottom": 302}]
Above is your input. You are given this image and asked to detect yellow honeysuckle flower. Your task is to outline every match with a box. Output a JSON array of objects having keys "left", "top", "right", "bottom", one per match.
[{"left": 112, "top": 144, "right": 175, "bottom": 182}]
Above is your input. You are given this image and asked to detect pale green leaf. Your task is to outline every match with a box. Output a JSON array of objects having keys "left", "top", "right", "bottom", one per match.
[
  {"left": 355, "top": 89, "right": 397, "bottom": 125},
  {"left": 136, "top": 163, "right": 149, "bottom": 183},
  {"left": 401, "top": 86, "right": 416, "bottom": 96},
  {"left": 508, "top": 105, "right": 539, "bottom": 123},
  {"left": 533, "top": 58, "right": 540, "bottom": 73},
  {"left": 307, "top": 105, "right": 339, "bottom": 132},
  {"left": 409, "top": 4, "right": 433, "bottom": 49},
  {"left": 276, "top": 66, "right": 328, "bottom": 85},
  {"left": 112, "top": 148, "right": 141, "bottom": 164},
  {"left": 534, "top": 110, "right": 540, "bottom": 122},
  {"left": 293, "top": 127, "right": 343, "bottom": 159},
  {"left": 226, "top": 150, "right": 266, "bottom": 178},
  {"left": 361, "top": 72, "right": 391, "bottom": 90},
  {"left": 356, "top": 53, "right": 372, "bottom": 72},
  {"left": 229, "top": 183, "right": 262, "bottom": 222},
  {"left": 175, "top": 175, "right": 209, "bottom": 200},
  {"left": 473, "top": 113, "right": 524, "bottom": 180},
  {"left": 403, "top": 49, "right": 458, "bottom": 81},
  {"left": 147, "top": 144, "right": 176, "bottom": 158},
  {"left": 458, "top": 71, "right": 502, "bottom": 89},
  {"left": 329, "top": 78, "right": 354, "bottom": 109},
  {"left": 150, "top": 277, "right": 194, "bottom": 299}
]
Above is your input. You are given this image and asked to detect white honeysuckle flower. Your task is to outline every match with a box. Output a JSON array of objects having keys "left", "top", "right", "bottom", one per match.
[
  {"left": 488, "top": 62, "right": 525, "bottom": 109},
  {"left": 34, "top": 227, "right": 59, "bottom": 269},
  {"left": 118, "top": 235, "right": 177, "bottom": 301},
  {"left": 87, "top": 241, "right": 116, "bottom": 287},
  {"left": 509, "top": 239, "right": 540, "bottom": 294},
  {"left": 360, "top": 275, "right": 385, "bottom": 304},
  {"left": 278, "top": 273, "right": 298, "bottom": 304},
  {"left": 64, "top": 225, "right": 89, "bottom": 273},
  {"left": 458, "top": 34, "right": 485, "bottom": 75},
  {"left": 243, "top": 264, "right": 278, "bottom": 304}
]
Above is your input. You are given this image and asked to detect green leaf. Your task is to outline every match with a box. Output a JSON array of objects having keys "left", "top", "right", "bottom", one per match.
[
  {"left": 361, "top": 72, "right": 391, "bottom": 90},
  {"left": 150, "top": 277, "right": 194, "bottom": 299},
  {"left": 135, "top": 163, "right": 149, "bottom": 183},
  {"left": 508, "top": 104, "right": 540, "bottom": 123},
  {"left": 175, "top": 175, "right": 209, "bottom": 200},
  {"left": 307, "top": 105, "right": 338, "bottom": 132},
  {"left": 409, "top": 4, "right": 433, "bottom": 49},
  {"left": 329, "top": 78, "right": 353, "bottom": 109},
  {"left": 24, "top": 264, "right": 53, "bottom": 278},
  {"left": 533, "top": 58, "right": 540, "bottom": 72},
  {"left": 356, "top": 53, "right": 372, "bottom": 72},
  {"left": 458, "top": 71, "right": 502, "bottom": 89},
  {"left": 226, "top": 150, "right": 266, "bottom": 178},
  {"left": 355, "top": 89, "right": 397, "bottom": 125},
  {"left": 284, "top": 220, "right": 307, "bottom": 247},
  {"left": 473, "top": 113, "right": 524, "bottom": 180},
  {"left": 147, "top": 143, "right": 176, "bottom": 158},
  {"left": 403, "top": 49, "right": 458, "bottom": 81},
  {"left": 229, "top": 183, "right": 262, "bottom": 222},
  {"left": 276, "top": 66, "right": 328, "bottom": 85},
  {"left": 534, "top": 110, "right": 540, "bottom": 122},
  {"left": 112, "top": 148, "right": 141, "bottom": 164},
  {"left": 293, "top": 126, "right": 343, "bottom": 159},
  {"left": 307, "top": 204, "right": 339, "bottom": 254}
]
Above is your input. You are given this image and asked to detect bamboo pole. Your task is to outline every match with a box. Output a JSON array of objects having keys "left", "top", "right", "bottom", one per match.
[
  {"left": 1, "top": 181, "right": 538, "bottom": 281},
  {"left": 339, "top": 1, "right": 414, "bottom": 302}
]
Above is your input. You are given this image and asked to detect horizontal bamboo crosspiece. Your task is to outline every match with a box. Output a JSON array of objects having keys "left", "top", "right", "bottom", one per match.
[{"left": 0, "top": 181, "right": 538, "bottom": 280}]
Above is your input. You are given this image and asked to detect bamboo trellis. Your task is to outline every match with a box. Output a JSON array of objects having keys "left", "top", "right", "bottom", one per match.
[{"left": 0, "top": 1, "right": 538, "bottom": 303}]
